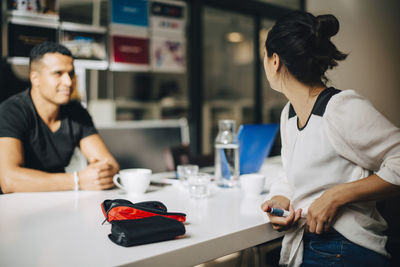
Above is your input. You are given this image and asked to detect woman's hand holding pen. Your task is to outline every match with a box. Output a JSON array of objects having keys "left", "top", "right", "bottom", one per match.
[
  {"left": 261, "top": 195, "right": 302, "bottom": 232},
  {"left": 307, "top": 185, "right": 344, "bottom": 234}
]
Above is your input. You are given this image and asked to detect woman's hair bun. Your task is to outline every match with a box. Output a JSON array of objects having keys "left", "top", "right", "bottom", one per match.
[
  {"left": 315, "top": 14, "right": 340, "bottom": 39},
  {"left": 265, "top": 11, "right": 347, "bottom": 86}
]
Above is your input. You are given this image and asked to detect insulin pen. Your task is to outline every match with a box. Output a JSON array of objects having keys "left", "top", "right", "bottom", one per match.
[{"left": 266, "top": 206, "right": 290, "bottom": 217}]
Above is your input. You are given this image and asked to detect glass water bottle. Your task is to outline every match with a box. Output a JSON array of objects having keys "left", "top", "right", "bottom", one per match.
[{"left": 214, "top": 120, "right": 240, "bottom": 188}]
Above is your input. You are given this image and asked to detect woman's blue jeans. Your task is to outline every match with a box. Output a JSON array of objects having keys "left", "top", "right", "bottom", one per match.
[{"left": 301, "top": 230, "right": 390, "bottom": 267}]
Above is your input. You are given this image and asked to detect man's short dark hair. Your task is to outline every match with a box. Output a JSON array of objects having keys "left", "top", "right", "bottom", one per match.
[{"left": 29, "top": 42, "right": 73, "bottom": 67}]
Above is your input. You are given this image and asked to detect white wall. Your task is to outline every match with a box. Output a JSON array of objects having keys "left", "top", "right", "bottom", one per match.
[{"left": 307, "top": 0, "right": 400, "bottom": 126}]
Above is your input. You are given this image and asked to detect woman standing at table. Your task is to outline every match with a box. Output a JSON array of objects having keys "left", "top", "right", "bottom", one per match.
[{"left": 260, "top": 11, "right": 400, "bottom": 266}]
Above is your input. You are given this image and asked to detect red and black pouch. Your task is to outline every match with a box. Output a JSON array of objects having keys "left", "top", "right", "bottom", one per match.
[
  {"left": 101, "top": 199, "right": 186, "bottom": 247},
  {"left": 101, "top": 199, "right": 186, "bottom": 223},
  {"left": 108, "top": 216, "right": 186, "bottom": 247}
]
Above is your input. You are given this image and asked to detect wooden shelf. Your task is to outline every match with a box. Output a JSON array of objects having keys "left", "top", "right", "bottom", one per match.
[
  {"left": 114, "top": 99, "right": 188, "bottom": 120},
  {"left": 109, "top": 63, "right": 150, "bottom": 72},
  {"left": 7, "top": 10, "right": 59, "bottom": 22},
  {"left": 60, "top": 22, "right": 106, "bottom": 33},
  {"left": 8, "top": 16, "right": 59, "bottom": 28},
  {"left": 74, "top": 60, "right": 108, "bottom": 70},
  {"left": 7, "top": 57, "right": 29, "bottom": 65}
]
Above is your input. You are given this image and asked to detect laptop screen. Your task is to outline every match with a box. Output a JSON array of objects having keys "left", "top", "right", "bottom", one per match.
[
  {"left": 98, "top": 119, "right": 189, "bottom": 172},
  {"left": 238, "top": 123, "right": 279, "bottom": 174}
]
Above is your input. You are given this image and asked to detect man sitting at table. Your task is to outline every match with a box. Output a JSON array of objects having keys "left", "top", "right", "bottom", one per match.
[{"left": 0, "top": 42, "right": 119, "bottom": 194}]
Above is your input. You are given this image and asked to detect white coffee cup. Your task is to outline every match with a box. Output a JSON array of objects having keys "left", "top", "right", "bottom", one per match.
[
  {"left": 113, "top": 168, "right": 152, "bottom": 195},
  {"left": 239, "top": 174, "right": 266, "bottom": 195}
]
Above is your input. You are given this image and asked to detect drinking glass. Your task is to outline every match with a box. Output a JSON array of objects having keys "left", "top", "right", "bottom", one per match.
[
  {"left": 187, "top": 172, "right": 211, "bottom": 198},
  {"left": 177, "top": 164, "right": 199, "bottom": 186}
]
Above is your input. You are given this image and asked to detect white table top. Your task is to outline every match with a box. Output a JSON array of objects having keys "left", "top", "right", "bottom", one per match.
[{"left": 0, "top": 157, "right": 284, "bottom": 267}]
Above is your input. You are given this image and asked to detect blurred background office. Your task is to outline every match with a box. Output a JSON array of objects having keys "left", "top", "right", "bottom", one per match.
[{"left": 1, "top": 0, "right": 399, "bottom": 155}]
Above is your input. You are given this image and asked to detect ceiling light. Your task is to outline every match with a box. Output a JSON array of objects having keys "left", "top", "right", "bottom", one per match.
[{"left": 226, "top": 32, "right": 244, "bottom": 43}]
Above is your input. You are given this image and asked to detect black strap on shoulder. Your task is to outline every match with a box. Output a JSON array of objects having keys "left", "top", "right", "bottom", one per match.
[
  {"left": 289, "top": 104, "right": 296, "bottom": 118},
  {"left": 288, "top": 87, "right": 342, "bottom": 119},
  {"left": 313, "top": 87, "right": 342, "bottom": 117}
]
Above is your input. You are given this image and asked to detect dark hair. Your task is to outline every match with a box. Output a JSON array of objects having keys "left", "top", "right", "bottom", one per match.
[
  {"left": 29, "top": 42, "right": 73, "bottom": 67},
  {"left": 265, "top": 11, "right": 347, "bottom": 86}
]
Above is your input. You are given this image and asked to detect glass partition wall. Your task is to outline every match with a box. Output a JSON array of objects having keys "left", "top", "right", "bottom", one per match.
[
  {"left": 198, "top": 1, "right": 300, "bottom": 154},
  {"left": 202, "top": 7, "right": 255, "bottom": 154}
]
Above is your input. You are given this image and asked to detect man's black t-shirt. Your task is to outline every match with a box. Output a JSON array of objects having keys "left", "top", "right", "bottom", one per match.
[{"left": 0, "top": 89, "right": 97, "bottom": 173}]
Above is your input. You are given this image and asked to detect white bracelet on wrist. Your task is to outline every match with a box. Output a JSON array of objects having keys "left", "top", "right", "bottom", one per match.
[{"left": 73, "top": 171, "right": 80, "bottom": 191}]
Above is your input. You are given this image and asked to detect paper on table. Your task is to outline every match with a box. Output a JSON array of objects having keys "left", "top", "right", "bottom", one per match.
[{"left": 150, "top": 172, "right": 180, "bottom": 186}]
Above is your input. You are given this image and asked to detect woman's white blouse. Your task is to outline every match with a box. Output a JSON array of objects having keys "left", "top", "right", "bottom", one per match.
[{"left": 268, "top": 88, "right": 400, "bottom": 266}]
